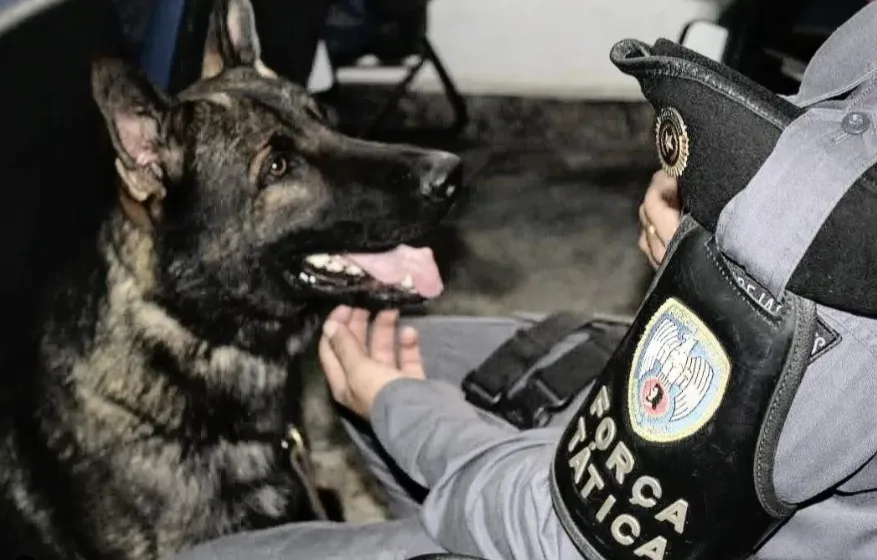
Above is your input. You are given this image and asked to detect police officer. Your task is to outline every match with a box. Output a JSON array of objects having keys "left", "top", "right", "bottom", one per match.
[{"left": 168, "top": 2, "right": 877, "bottom": 559}]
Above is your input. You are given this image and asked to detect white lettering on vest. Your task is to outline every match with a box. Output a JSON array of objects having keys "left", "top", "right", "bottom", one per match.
[
  {"left": 590, "top": 385, "right": 611, "bottom": 418},
  {"left": 611, "top": 514, "right": 641, "bottom": 546},
  {"left": 568, "top": 416, "right": 588, "bottom": 453},
  {"left": 733, "top": 274, "right": 783, "bottom": 314},
  {"left": 655, "top": 500, "right": 689, "bottom": 535},
  {"left": 596, "top": 494, "right": 617, "bottom": 522},
  {"left": 581, "top": 464, "right": 605, "bottom": 500},
  {"left": 630, "top": 476, "right": 662, "bottom": 509},
  {"left": 595, "top": 417, "right": 616, "bottom": 451},
  {"left": 560, "top": 385, "right": 693, "bottom": 560},
  {"left": 812, "top": 332, "right": 828, "bottom": 356},
  {"left": 569, "top": 446, "right": 592, "bottom": 485},
  {"left": 606, "top": 441, "right": 635, "bottom": 484},
  {"left": 634, "top": 537, "right": 669, "bottom": 560}
]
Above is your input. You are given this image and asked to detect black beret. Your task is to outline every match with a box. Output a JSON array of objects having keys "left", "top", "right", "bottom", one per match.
[{"left": 610, "top": 38, "right": 877, "bottom": 318}]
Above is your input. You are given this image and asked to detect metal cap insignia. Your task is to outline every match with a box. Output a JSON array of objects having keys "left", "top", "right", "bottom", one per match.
[{"left": 655, "top": 107, "right": 690, "bottom": 179}]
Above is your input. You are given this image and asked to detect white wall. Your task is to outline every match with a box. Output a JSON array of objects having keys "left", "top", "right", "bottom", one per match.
[{"left": 335, "top": 0, "right": 724, "bottom": 100}]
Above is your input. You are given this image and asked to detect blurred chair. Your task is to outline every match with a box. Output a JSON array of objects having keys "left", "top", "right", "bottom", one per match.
[
  {"left": 139, "top": 0, "right": 468, "bottom": 139},
  {"left": 323, "top": 0, "right": 469, "bottom": 139}
]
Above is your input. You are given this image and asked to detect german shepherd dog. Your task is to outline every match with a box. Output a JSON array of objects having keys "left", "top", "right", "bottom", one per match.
[{"left": 0, "top": 1, "right": 462, "bottom": 559}]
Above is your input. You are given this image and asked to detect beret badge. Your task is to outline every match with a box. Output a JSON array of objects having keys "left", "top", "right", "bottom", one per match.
[{"left": 655, "top": 107, "right": 690, "bottom": 178}]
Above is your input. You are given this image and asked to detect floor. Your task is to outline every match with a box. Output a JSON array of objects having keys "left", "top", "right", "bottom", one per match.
[{"left": 301, "top": 83, "right": 663, "bottom": 522}]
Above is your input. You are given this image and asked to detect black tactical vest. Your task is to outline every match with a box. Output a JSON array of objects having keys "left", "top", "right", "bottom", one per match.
[{"left": 550, "top": 218, "right": 814, "bottom": 560}]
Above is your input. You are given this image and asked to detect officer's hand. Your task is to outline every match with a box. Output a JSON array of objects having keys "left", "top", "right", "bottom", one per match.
[
  {"left": 318, "top": 306, "right": 425, "bottom": 419},
  {"left": 638, "top": 170, "right": 682, "bottom": 269}
]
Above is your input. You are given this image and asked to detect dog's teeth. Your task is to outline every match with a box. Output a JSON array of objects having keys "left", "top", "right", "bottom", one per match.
[
  {"left": 400, "top": 274, "right": 414, "bottom": 289},
  {"left": 345, "top": 265, "right": 363, "bottom": 276},
  {"left": 446, "top": 184, "right": 456, "bottom": 196},
  {"left": 299, "top": 272, "right": 309, "bottom": 282},
  {"left": 325, "top": 259, "right": 344, "bottom": 272},
  {"left": 306, "top": 254, "right": 332, "bottom": 267}
]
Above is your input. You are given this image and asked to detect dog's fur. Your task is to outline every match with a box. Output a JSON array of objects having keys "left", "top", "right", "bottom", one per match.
[{"left": 0, "top": 1, "right": 462, "bottom": 559}]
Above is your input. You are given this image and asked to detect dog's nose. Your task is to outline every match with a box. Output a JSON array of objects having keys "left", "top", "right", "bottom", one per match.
[{"left": 419, "top": 152, "right": 463, "bottom": 200}]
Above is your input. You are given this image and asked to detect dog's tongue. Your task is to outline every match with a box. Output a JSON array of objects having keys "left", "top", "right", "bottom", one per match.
[{"left": 342, "top": 245, "right": 443, "bottom": 298}]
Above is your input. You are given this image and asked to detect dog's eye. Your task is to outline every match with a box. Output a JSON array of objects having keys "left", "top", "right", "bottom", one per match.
[
  {"left": 257, "top": 137, "right": 299, "bottom": 188},
  {"left": 265, "top": 154, "right": 288, "bottom": 178}
]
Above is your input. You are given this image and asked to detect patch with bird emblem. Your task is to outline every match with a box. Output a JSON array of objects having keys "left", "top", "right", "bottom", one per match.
[
  {"left": 655, "top": 107, "right": 690, "bottom": 178},
  {"left": 628, "top": 297, "right": 730, "bottom": 443}
]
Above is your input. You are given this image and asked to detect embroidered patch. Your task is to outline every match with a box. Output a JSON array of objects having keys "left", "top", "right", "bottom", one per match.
[{"left": 628, "top": 298, "right": 731, "bottom": 443}]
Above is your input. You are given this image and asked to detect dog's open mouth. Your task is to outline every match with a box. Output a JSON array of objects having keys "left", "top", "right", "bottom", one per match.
[{"left": 284, "top": 244, "right": 443, "bottom": 302}]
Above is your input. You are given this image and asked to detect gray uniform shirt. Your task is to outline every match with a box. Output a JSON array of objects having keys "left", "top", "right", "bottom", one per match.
[{"left": 372, "top": 377, "right": 584, "bottom": 559}]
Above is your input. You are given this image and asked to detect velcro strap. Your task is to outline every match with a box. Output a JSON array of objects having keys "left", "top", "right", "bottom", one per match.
[
  {"left": 461, "top": 312, "right": 586, "bottom": 411},
  {"left": 500, "top": 320, "right": 630, "bottom": 429}
]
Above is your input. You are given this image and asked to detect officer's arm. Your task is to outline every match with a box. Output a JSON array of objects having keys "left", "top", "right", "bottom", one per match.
[{"left": 370, "top": 378, "right": 583, "bottom": 559}]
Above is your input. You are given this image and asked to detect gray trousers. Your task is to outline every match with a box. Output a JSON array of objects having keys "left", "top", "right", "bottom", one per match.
[{"left": 169, "top": 315, "right": 595, "bottom": 560}]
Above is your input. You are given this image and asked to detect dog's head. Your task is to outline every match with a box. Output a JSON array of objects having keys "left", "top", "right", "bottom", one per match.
[{"left": 90, "top": 0, "right": 463, "bottom": 326}]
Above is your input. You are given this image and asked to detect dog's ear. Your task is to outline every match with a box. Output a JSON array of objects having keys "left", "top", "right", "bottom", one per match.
[
  {"left": 91, "top": 58, "right": 175, "bottom": 205},
  {"left": 202, "top": 0, "right": 275, "bottom": 79}
]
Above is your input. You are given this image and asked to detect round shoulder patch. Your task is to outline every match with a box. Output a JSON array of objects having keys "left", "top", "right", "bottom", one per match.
[
  {"left": 655, "top": 107, "right": 690, "bottom": 178},
  {"left": 627, "top": 297, "right": 730, "bottom": 443}
]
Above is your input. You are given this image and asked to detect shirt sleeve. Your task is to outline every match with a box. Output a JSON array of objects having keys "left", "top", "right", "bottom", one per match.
[{"left": 369, "top": 378, "right": 584, "bottom": 560}]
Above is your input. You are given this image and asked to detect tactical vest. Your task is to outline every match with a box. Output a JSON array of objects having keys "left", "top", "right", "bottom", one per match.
[{"left": 546, "top": 16, "right": 877, "bottom": 560}]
